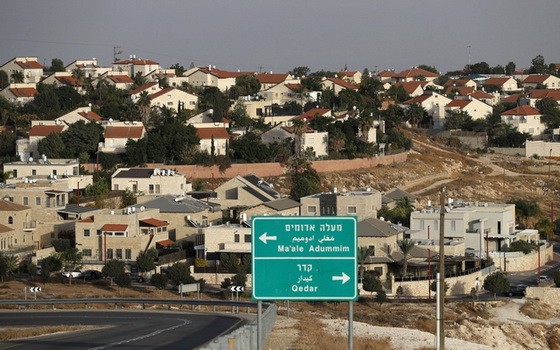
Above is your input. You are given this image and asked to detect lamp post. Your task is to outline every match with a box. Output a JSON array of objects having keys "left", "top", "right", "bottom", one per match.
[
  {"left": 437, "top": 186, "right": 446, "bottom": 350},
  {"left": 427, "top": 225, "right": 431, "bottom": 300}
]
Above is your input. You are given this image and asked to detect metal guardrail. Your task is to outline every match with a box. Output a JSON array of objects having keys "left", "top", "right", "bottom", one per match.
[{"left": 0, "top": 298, "right": 276, "bottom": 350}]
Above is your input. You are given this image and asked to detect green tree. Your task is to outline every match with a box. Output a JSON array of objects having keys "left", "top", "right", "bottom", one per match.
[
  {"left": 289, "top": 158, "right": 321, "bottom": 201},
  {"left": 0, "top": 71, "right": 9, "bottom": 89},
  {"left": 417, "top": 65, "right": 439, "bottom": 74},
  {"left": 0, "top": 131, "right": 16, "bottom": 157},
  {"left": 232, "top": 272, "right": 247, "bottom": 287},
  {"left": 40, "top": 255, "right": 63, "bottom": 282},
  {"left": 386, "top": 84, "right": 410, "bottom": 103},
  {"left": 61, "top": 120, "right": 103, "bottom": 159},
  {"left": 102, "top": 259, "right": 126, "bottom": 286},
  {"left": 165, "top": 262, "right": 195, "bottom": 285},
  {"left": 536, "top": 98, "right": 560, "bottom": 129},
  {"left": 508, "top": 198, "right": 540, "bottom": 228},
  {"left": 199, "top": 87, "right": 231, "bottom": 120},
  {"left": 37, "top": 132, "right": 68, "bottom": 158},
  {"left": 61, "top": 248, "right": 83, "bottom": 285},
  {"left": 136, "top": 251, "right": 157, "bottom": 274},
  {"left": 358, "top": 246, "right": 374, "bottom": 282},
  {"left": 4, "top": 255, "right": 19, "bottom": 277},
  {"left": 133, "top": 72, "right": 147, "bottom": 87},
  {"left": 0, "top": 254, "right": 8, "bottom": 281},
  {"left": 362, "top": 270, "right": 383, "bottom": 295},
  {"left": 114, "top": 273, "right": 131, "bottom": 288},
  {"left": 49, "top": 58, "right": 65, "bottom": 72},
  {"left": 151, "top": 273, "right": 168, "bottom": 289},
  {"left": 508, "top": 240, "right": 537, "bottom": 254},
  {"left": 445, "top": 110, "right": 474, "bottom": 130},
  {"left": 529, "top": 55, "right": 546, "bottom": 74},
  {"left": 554, "top": 271, "right": 560, "bottom": 288},
  {"left": 235, "top": 74, "right": 261, "bottom": 96},
  {"left": 505, "top": 62, "right": 516, "bottom": 75},
  {"left": 397, "top": 239, "right": 415, "bottom": 277},
  {"left": 406, "top": 103, "right": 427, "bottom": 128},
  {"left": 289, "top": 66, "right": 311, "bottom": 78},
  {"left": 120, "top": 190, "right": 136, "bottom": 208},
  {"left": 375, "top": 289, "right": 387, "bottom": 305},
  {"left": 483, "top": 272, "right": 510, "bottom": 299},
  {"left": 10, "top": 70, "right": 24, "bottom": 83},
  {"left": 170, "top": 63, "right": 186, "bottom": 77},
  {"left": 220, "top": 253, "right": 250, "bottom": 273}
]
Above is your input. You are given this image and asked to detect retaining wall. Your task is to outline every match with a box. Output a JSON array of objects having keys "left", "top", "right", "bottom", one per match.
[
  {"left": 491, "top": 245, "right": 553, "bottom": 272},
  {"left": 526, "top": 286, "right": 560, "bottom": 307}
]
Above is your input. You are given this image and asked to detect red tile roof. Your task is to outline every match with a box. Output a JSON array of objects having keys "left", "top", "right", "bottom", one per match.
[
  {"left": 104, "top": 126, "right": 144, "bottom": 139},
  {"left": 483, "top": 77, "right": 511, "bottom": 85},
  {"left": 469, "top": 90, "right": 493, "bottom": 99},
  {"left": 0, "top": 224, "right": 13, "bottom": 234},
  {"left": 523, "top": 75, "right": 551, "bottom": 84},
  {"left": 295, "top": 108, "right": 331, "bottom": 121},
  {"left": 114, "top": 59, "right": 159, "bottom": 65},
  {"left": 377, "top": 70, "right": 396, "bottom": 77},
  {"left": 529, "top": 89, "right": 560, "bottom": 101},
  {"left": 446, "top": 100, "right": 471, "bottom": 108},
  {"left": 194, "top": 67, "right": 255, "bottom": 79},
  {"left": 15, "top": 60, "right": 43, "bottom": 69},
  {"left": 501, "top": 105, "right": 540, "bottom": 116},
  {"left": 129, "top": 82, "right": 158, "bottom": 95},
  {"left": 395, "top": 81, "right": 424, "bottom": 94},
  {"left": 101, "top": 224, "right": 128, "bottom": 231},
  {"left": 157, "top": 239, "right": 174, "bottom": 247},
  {"left": 501, "top": 93, "right": 523, "bottom": 103},
  {"left": 403, "top": 94, "right": 432, "bottom": 104},
  {"left": 256, "top": 73, "right": 289, "bottom": 84},
  {"left": 78, "top": 216, "right": 94, "bottom": 223},
  {"left": 443, "top": 78, "right": 472, "bottom": 87},
  {"left": 324, "top": 77, "right": 358, "bottom": 90},
  {"left": 284, "top": 83, "right": 304, "bottom": 92},
  {"left": 444, "top": 86, "right": 475, "bottom": 96},
  {"left": 9, "top": 87, "right": 38, "bottom": 98},
  {"left": 148, "top": 87, "right": 176, "bottom": 100},
  {"left": 140, "top": 218, "right": 168, "bottom": 227},
  {"left": 78, "top": 111, "right": 102, "bottom": 122},
  {"left": 0, "top": 200, "right": 30, "bottom": 211},
  {"left": 196, "top": 127, "right": 229, "bottom": 140},
  {"left": 55, "top": 76, "right": 80, "bottom": 86},
  {"left": 108, "top": 75, "right": 134, "bottom": 84},
  {"left": 29, "top": 125, "right": 64, "bottom": 137},
  {"left": 394, "top": 67, "right": 439, "bottom": 78},
  {"left": 338, "top": 71, "right": 358, "bottom": 77}
]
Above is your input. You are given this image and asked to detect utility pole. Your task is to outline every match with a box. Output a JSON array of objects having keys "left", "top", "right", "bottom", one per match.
[
  {"left": 437, "top": 186, "right": 446, "bottom": 350},
  {"left": 113, "top": 46, "right": 123, "bottom": 62}
]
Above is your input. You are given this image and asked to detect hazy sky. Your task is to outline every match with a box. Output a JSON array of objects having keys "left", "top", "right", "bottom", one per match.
[{"left": 1, "top": 0, "right": 559, "bottom": 74}]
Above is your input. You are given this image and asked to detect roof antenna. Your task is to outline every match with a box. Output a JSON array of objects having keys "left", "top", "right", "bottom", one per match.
[{"left": 113, "top": 46, "right": 123, "bottom": 62}]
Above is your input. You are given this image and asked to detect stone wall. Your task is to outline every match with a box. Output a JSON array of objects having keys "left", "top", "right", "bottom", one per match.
[
  {"left": 83, "top": 153, "right": 407, "bottom": 179},
  {"left": 192, "top": 271, "right": 253, "bottom": 286},
  {"left": 526, "top": 286, "right": 560, "bottom": 307},
  {"left": 488, "top": 147, "right": 525, "bottom": 156},
  {"left": 492, "top": 245, "right": 553, "bottom": 272},
  {"left": 526, "top": 141, "right": 560, "bottom": 158}
]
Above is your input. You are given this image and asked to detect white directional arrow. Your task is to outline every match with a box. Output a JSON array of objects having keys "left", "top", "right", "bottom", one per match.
[
  {"left": 332, "top": 272, "right": 350, "bottom": 284},
  {"left": 259, "top": 232, "right": 277, "bottom": 244}
]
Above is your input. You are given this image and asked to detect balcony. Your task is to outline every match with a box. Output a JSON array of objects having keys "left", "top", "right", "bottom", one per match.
[{"left": 23, "top": 220, "right": 37, "bottom": 231}]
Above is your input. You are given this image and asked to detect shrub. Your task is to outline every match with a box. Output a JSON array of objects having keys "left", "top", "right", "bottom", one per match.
[
  {"left": 484, "top": 272, "right": 510, "bottom": 299},
  {"left": 151, "top": 273, "right": 168, "bottom": 290}
]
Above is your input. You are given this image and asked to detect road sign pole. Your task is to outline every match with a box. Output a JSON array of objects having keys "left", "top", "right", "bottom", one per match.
[
  {"left": 24, "top": 287, "right": 26, "bottom": 300},
  {"left": 348, "top": 301, "right": 353, "bottom": 350},
  {"left": 257, "top": 300, "right": 262, "bottom": 349}
]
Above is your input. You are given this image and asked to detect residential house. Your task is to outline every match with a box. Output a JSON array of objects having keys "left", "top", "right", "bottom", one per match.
[
  {"left": 382, "top": 188, "right": 417, "bottom": 210},
  {"left": 409, "top": 200, "right": 539, "bottom": 255},
  {"left": 148, "top": 87, "right": 198, "bottom": 111},
  {"left": 376, "top": 70, "right": 396, "bottom": 83},
  {"left": 521, "top": 89, "right": 560, "bottom": 108},
  {"left": 500, "top": 105, "right": 545, "bottom": 137},
  {"left": 0, "top": 57, "right": 43, "bottom": 83},
  {"left": 129, "top": 82, "right": 161, "bottom": 102},
  {"left": 394, "top": 81, "right": 425, "bottom": 97},
  {"left": 0, "top": 83, "right": 38, "bottom": 104},
  {"left": 3, "top": 157, "right": 82, "bottom": 180},
  {"left": 357, "top": 217, "right": 407, "bottom": 279},
  {"left": 444, "top": 85, "right": 475, "bottom": 97},
  {"left": 186, "top": 110, "right": 230, "bottom": 129},
  {"left": 214, "top": 174, "right": 282, "bottom": 211},
  {"left": 104, "top": 73, "right": 135, "bottom": 90},
  {"left": 17, "top": 123, "right": 67, "bottom": 161},
  {"left": 55, "top": 106, "right": 102, "bottom": 125},
  {"left": 294, "top": 108, "right": 332, "bottom": 122},
  {"left": 469, "top": 90, "right": 499, "bottom": 106},
  {"left": 111, "top": 168, "right": 192, "bottom": 196},
  {"left": 196, "top": 127, "right": 229, "bottom": 156},
  {"left": 255, "top": 73, "right": 296, "bottom": 90},
  {"left": 112, "top": 57, "right": 160, "bottom": 77},
  {"left": 445, "top": 96, "right": 493, "bottom": 121},
  {"left": 0, "top": 200, "right": 35, "bottom": 251},
  {"left": 42, "top": 72, "right": 86, "bottom": 94},
  {"left": 131, "top": 195, "right": 222, "bottom": 241},
  {"left": 98, "top": 123, "right": 145, "bottom": 154},
  {"left": 239, "top": 198, "right": 301, "bottom": 220},
  {"left": 259, "top": 83, "right": 306, "bottom": 105},
  {"left": 260, "top": 123, "right": 328, "bottom": 157},
  {"left": 186, "top": 66, "right": 255, "bottom": 91},
  {"left": 482, "top": 77, "right": 519, "bottom": 93},
  {"left": 65, "top": 58, "right": 111, "bottom": 80},
  {"left": 194, "top": 223, "right": 251, "bottom": 263},
  {"left": 337, "top": 70, "right": 362, "bottom": 84},
  {"left": 321, "top": 77, "right": 359, "bottom": 95},
  {"left": 403, "top": 92, "right": 452, "bottom": 129},
  {"left": 443, "top": 78, "right": 477, "bottom": 89},
  {"left": 300, "top": 188, "right": 382, "bottom": 220},
  {"left": 523, "top": 74, "right": 560, "bottom": 90},
  {"left": 392, "top": 67, "right": 439, "bottom": 83},
  {"left": 75, "top": 207, "right": 170, "bottom": 265}
]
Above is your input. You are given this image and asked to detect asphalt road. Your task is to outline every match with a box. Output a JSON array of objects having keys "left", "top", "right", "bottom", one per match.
[{"left": 0, "top": 310, "right": 243, "bottom": 350}]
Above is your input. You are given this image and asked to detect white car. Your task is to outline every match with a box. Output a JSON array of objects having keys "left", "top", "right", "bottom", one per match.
[{"left": 62, "top": 271, "right": 82, "bottom": 278}]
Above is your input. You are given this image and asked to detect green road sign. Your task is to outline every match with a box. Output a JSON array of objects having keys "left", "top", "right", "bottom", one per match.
[{"left": 251, "top": 216, "right": 357, "bottom": 301}]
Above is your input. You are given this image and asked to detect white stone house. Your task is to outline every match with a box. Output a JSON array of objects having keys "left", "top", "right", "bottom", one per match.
[
  {"left": 501, "top": 105, "right": 545, "bottom": 137},
  {"left": 112, "top": 168, "right": 191, "bottom": 196},
  {"left": 0, "top": 56, "right": 43, "bottom": 83}
]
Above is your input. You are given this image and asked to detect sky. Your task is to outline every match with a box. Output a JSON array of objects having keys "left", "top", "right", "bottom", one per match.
[{"left": 1, "top": 0, "right": 559, "bottom": 74}]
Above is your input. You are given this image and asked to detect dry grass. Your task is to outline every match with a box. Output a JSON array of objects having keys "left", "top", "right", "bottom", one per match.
[
  {"left": 291, "top": 314, "right": 395, "bottom": 350},
  {"left": 0, "top": 325, "right": 97, "bottom": 340},
  {"left": 519, "top": 300, "right": 556, "bottom": 320}
]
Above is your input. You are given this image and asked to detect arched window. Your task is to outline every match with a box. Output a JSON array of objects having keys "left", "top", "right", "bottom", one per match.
[{"left": 8, "top": 216, "right": 13, "bottom": 224}]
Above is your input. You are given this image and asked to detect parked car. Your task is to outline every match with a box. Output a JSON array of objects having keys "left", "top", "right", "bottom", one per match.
[
  {"left": 62, "top": 271, "right": 82, "bottom": 278},
  {"left": 505, "top": 284, "right": 527, "bottom": 297},
  {"left": 81, "top": 270, "right": 103, "bottom": 280},
  {"left": 127, "top": 273, "right": 145, "bottom": 283},
  {"left": 538, "top": 275, "right": 550, "bottom": 284}
]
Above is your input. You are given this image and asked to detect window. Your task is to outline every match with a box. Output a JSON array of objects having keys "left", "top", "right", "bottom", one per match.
[
  {"left": 234, "top": 234, "right": 240, "bottom": 243},
  {"left": 125, "top": 249, "right": 132, "bottom": 260},
  {"left": 132, "top": 184, "right": 138, "bottom": 192},
  {"left": 8, "top": 216, "right": 13, "bottom": 224},
  {"left": 368, "top": 245, "right": 375, "bottom": 256},
  {"left": 451, "top": 220, "right": 456, "bottom": 231},
  {"left": 348, "top": 206, "right": 357, "bottom": 214},
  {"left": 308, "top": 206, "right": 317, "bottom": 213},
  {"left": 23, "top": 197, "right": 28, "bottom": 205},
  {"left": 106, "top": 249, "right": 113, "bottom": 259},
  {"left": 82, "top": 249, "right": 92, "bottom": 257},
  {"left": 244, "top": 234, "right": 251, "bottom": 243},
  {"left": 155, "top": 184, "right": 160, "bottom": 194},
  {"left": 32, "top": 169, "right": 36, "bottom": 176},
  {"left": 116, "top": 249, "right": 123, "bottom": 259},
  {"left": 149, "top": 184, "right": 154, "bottom": 194},
  {"left": 114, "top": 184, "right": 119, "bottom": 191},
  {"left": 12, "top": 170, "right": 17, "bottom": 177},
  {"left": 84, "top": 229, "right": 90, "bottom": 237},
  {"left": 434, "top": 220, "right": 439, "bottom": 230}
]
